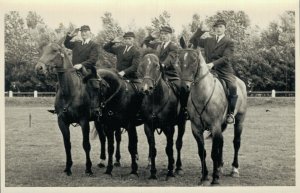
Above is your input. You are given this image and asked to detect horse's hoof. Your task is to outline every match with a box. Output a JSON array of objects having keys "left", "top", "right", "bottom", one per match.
[
  {"left": 85, "top": 170, "right": 93, "bottom": 177},
  {"left": 166, "top": 174, "right": 175, "bottom": 181},
  {"left": 148, "top": 175, "right": 157, "bottom": 180},
  {"left": 114, "top": 162, "right": 121, "bottom": 167},
  {"left": 98, "top": 163, "right": 105, "bottom": 168},
  {"left": 175, "top": 169, "right": 184, "bottom": 176},
  {"left": 167, "top": 171, "right": 175, "bottom": 177},
  {"left": 64, "top": 169, "right": 72, "bottom": 176},
  {"left": 211, "top": 179, "right": 220, "bottom": 185},
  {"left": 129, "top": 172, "right": 139, "bottom": 180},
  {"left": 198, "top": 176, "right": 209, "bottom": 185},
  {"left": 231, "top": 167, "right": 240, "bottom": 178}
]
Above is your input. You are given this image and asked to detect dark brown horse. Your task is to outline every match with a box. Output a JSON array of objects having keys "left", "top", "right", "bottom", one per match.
[
  {"left": 138, "top": 53, "right": 186, "bottom": 180},
  {"left": 177, "top": 48, "right": 247, "bottom": 185},
  {"left": 35, "top": 42, "right": 99, "bottom": 176},
  {"left": 95, "top": 68, "right": 143, "bottom": 176}
]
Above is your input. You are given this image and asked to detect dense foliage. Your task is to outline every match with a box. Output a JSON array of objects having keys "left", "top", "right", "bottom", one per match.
[{"left": 5, "top": 11, "right": 295, "bottom": 92}]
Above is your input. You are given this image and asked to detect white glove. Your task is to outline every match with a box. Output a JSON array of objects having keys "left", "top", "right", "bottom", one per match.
[
  {"left": 73, "top": 64, "right": 83, "bottom": 70},
  {"left": 207, "top": 63, "right": 214, "bottom": 69},
  {"left": 118, "top": 71, "right": 125, "bottom": 77}
]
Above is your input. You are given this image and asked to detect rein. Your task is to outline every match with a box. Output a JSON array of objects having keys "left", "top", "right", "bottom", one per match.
[
  {"left": 143, "top": 72, "right": 162, "bottom": 88},
  {"left": 99, "top": 78, "right": 123, "bottom": 115},
  {"left": 187, "top": 58, "right": 216, "bottom": 129}
]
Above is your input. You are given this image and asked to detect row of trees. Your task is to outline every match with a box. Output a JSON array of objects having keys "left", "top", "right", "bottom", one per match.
[{"left": 4, "top": 10, "right": 295, "bottom": 92}]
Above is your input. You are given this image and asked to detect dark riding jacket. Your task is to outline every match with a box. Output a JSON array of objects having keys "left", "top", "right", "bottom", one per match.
[
  {"left": 142, "top": 36, "right": 179, "bottom": 80},
  {"left": 103, "top": 41, "right": 141, "bottom": 80},
  {"left": 64, "top": 35, "right": 99, "bottom": 69},
  {"left": 190, "top": 34, "right": 234, "bottom": 74}
]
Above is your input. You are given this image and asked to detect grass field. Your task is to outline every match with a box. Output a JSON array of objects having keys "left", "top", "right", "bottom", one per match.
[{"left": 5, "top": 97, "right": 295, "bottom": 186}]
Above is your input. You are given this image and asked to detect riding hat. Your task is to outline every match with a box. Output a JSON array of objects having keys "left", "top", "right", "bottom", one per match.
[
  {"left": 123, "top": 32, "right": 135, "bottom": 38},
  {"left": 160, "top": 26, "right": 173, "bottom": 33},
  {"left": 80, "top": 25, "right": 91, "bottom": 31},
  {"left": 213, "top": 19, "right": 227, "bottom": 27}
]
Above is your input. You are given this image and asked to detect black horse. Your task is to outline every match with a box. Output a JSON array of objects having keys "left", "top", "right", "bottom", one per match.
[
  {"left": 35, "top": 42, "right": 99, "bottom": 176},
  {"left": 138, "top": 52, "right": 186, "bottom": 180},
  {"left": 95, "top": 69, "right": 143, "bottom": 176}
]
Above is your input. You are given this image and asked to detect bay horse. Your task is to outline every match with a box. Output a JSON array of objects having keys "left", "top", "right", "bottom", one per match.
[
  {"left": 176, "top": 48, "right": 247, "bottom": 185},
  {"left": 35, "top": 42, "right": 100, "bottom": 176},
  {"left": 138, "top": 52, "right": 186, "bottom": 180},
  {"left": 95, "top": 68, "right": 143, "bottom": 176}
]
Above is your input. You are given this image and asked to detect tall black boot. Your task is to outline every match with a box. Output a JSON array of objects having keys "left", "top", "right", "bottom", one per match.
[{"left": 226, "top": 95, "right": 238, "bottom": 124}]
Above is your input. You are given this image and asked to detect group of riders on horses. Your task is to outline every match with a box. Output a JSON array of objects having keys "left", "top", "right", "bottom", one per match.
[{"left": 62, "top": 19, "right": 238, "bottom": 124}]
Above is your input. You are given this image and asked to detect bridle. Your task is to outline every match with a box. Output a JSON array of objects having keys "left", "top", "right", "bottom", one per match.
[
  {"left": 142, "top": 72, "right": 162, "bottom": 89},
  {"left": 180, "top": 50, "right": 210, "bottom": 86}
]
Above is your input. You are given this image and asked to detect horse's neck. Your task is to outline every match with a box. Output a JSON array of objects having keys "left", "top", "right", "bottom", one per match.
[
  {"left": 150, "top": 78, "right": 168, "bottom": 104},
  {"left": 102, "top": 74, "right": 123, "bottom": 100},
  {"left": 193, "top": 62, "right": 214, "bottom": 100},
  {"left": 57, "top": 54, "right": 83, "bottom": 98}
]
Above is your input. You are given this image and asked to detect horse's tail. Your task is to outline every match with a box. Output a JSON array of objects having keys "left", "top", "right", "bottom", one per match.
[{"left": 205, "top": 123, "right": 228, "bottom": 139}]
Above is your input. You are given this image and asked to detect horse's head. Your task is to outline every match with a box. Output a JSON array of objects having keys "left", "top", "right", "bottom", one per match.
[
  {"left": 138, "top": 53, "right": 161, "bottom": 95},
  {"left": 177, "top": 49, "right": 200, "bottom": 88},
  {"left": 35, "top": 43, "right": 66, "bottom": 75}
]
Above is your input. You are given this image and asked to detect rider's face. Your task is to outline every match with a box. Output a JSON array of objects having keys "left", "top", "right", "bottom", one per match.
[
  {"left": 81, "top": 30, "right": 91, "bottom": 40},
  {"left": 214, "top": 25, "right": 226, "bottom": 36},
  {"left": 124, "top": 37, "right": 134, "bottom": 46},
  {"left": 160, "top": 32, "right": 171, "bottom": 42}
]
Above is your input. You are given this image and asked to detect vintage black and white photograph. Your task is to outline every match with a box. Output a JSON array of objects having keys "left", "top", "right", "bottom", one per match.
[{"left": 1, "top": 0, "right": 298, "bottom": 192}]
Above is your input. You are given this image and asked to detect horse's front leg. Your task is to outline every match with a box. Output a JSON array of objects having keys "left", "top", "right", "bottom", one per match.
[
  {"left": 211, "top": 127, "right": 224, "bottom": 185},
  {"left": 144, "top": 124, "right": 157, "bottom": 179},
  {"left": 104, "top": 127, "right": 114, "bottom": 175},
  {"left": 58, "top": 117, "right": 72, "bottom": 176},
  {"left": 114, "top": 127, "right": 122, "bottom": 167},
  {"left": 80, "top": 119, "right": 93, "bottom": 176},
  {"left": 163, "top": 126, "right": 175, "bottom": 180},
  {"left": 94, "top": 121, "right": 106, "bottom": 168},
  {"left": 127, "top": 124, "right": 138, "bottom": 176},
  {"left": 191, "top": 122, "right": 209, "bottom": 185}
]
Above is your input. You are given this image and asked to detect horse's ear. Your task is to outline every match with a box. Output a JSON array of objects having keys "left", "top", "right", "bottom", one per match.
[
  {"left": 179, "top": 37, "right": 187, "bottom": 49},
  {"left": 56, "top": 36, "right": 66, "bottom": 46},
  {"left": 198, "top": 49, "right": 206, "bottom": 65}
]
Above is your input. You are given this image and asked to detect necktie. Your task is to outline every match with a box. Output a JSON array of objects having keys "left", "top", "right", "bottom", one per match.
[
  {"left": 123, "top": 46, "right": 128, "bottom": 54},
  {"left": 216, "top": 36, "right": 219, "bottom": 43},
  {"left": 161, "top": 42, "right": 165, "bottom": 49}
]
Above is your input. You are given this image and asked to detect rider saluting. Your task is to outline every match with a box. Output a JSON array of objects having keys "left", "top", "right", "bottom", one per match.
[{"left": 189, "top": 19, "right": 237, "bottom": 124}]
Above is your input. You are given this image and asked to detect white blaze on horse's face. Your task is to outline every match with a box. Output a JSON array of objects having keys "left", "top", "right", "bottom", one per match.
[{"left": 183, "top": 52, "right": 188, "bottom": 68}]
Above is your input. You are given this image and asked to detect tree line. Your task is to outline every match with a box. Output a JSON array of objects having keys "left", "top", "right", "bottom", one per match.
[{"left": 4, "top": 10, "right": 295, "bottom": 92}]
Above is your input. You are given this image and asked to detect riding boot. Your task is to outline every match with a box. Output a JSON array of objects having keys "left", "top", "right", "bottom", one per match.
[{"left": 226, "top": 95, "right": 238, "bottom": 124}]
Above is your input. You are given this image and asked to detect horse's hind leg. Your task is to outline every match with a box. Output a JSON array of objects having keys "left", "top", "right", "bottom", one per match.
[
  {"left": 127, "top": 125, "right": 139, "bottom": 175},
  {"left": 80, "top": 119, "right": 93, "bottom": 175},
  {"left": 191, "top": 122, "right": 208, "bottom": 184},
  {"left": 163, "top": 126, "right": 175, "bottom": 179},
  {"left": 231, "top": 113, "right": 245, "bottom": 177},
  {"left": 175, "top": 120, "right": 186, "bottom": 175},
  {"left": 58, "top": 119, "right": 72, "bottom": 176},
  {"left": 114, "top": 127, "right": 122, "bottom": 167},
  {"left": 94, "top": 121, "right": 106, "bottom": 168}
]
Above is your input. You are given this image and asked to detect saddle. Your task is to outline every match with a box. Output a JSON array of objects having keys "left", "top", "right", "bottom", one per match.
[{"left": 211, "top": 72, "right": 230, "bottom": 98}]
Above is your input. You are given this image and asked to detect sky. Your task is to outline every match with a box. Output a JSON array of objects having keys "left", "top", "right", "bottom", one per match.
[{"left": 1, "top": 0, "right": 298, "bottom": 35}]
